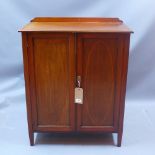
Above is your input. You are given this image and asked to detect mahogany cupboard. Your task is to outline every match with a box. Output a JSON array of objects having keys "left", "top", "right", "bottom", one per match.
[{"left": 19, "top": 17, "right": 133, "bottom": 146}]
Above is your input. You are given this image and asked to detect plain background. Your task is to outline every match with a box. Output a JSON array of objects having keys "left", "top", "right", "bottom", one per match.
[
  {"left": 0, "top": 0, "right": 155, "bottom": 102},
  {"left": 0, "top": 0, "right": 155, "bottom": 154}
]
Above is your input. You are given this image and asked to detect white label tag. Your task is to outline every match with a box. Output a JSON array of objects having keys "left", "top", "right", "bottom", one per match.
[{"left": 75, "top": 87, "right": 83, "bottom": 104}]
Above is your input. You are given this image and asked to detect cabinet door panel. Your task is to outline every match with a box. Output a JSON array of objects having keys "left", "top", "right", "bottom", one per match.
[
  {"left": 77, "top": 33, "right": 120, "bottom": 132},
  {"left": 28, "top": 33, "right": 75, "bottom": 131}
]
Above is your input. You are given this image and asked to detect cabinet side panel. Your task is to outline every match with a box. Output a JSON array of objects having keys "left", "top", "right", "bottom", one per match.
[
  {"left": 117, "top": 34, "right": 130, "bottom": 146},
  {"left": 22, "top": 33, "right": 34, "bottom": 143}
]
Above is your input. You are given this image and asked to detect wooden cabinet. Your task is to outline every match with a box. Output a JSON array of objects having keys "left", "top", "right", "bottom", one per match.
[{"left": 19, "top": 17, "right": 132, "bottom": 146}]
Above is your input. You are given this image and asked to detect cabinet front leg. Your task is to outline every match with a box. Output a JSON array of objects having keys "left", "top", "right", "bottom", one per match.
[
  {"left": 117, "top": 131, "right": 122, "bottom": 147},
  {"left": 29, "top": 131, "right": 34, "bottom": 146}
]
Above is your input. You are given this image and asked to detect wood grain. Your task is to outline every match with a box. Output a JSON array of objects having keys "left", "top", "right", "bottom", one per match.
[
  {"left": 117, "top": 34, "right": 130, "bottom": 146},
  {"left": 30, "top": 17, "right": 122, "bottom": 22},
  {"left": 19, "top": 17, "right": 133, "bottom": 33},
  {"left": 28, "top": 33, "right": 75, "bottom": 131},
  {"left": 22, "top": 33, "right": 34, "bottom": 145},
  {"left": 77, "top": 33, "right": 119, "bottom": 132}
]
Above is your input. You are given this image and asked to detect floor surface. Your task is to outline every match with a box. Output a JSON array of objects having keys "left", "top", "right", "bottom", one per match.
[{"left": 0, "top": 99, "right": 155, "bottom": 155}]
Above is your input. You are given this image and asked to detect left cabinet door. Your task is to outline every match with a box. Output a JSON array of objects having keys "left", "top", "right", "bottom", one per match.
[{"left": 27, "top": 33, "right": 75, "bottom": 132}]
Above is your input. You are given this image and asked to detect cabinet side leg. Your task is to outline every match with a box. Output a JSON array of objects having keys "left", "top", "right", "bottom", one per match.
[
  {"left": 29, "top": 131, "right": 34, "bottom": 146},
  {"left": 117, "top": 132, "right": 122, "bottom": 147},
  {"left": 117, "top": 36, "right": 130, "bottom": 147},
  {"left": 22, "top": 33, "right": 34, "bottom": 146}
]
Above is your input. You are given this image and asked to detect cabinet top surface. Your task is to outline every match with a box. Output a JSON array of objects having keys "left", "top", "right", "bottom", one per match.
[{"left": 19, "top": 17, "right": 133, "bottom": 33}]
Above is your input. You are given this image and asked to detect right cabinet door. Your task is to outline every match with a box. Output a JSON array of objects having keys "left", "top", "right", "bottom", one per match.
[{"left": 77, "top": 33, "right": 124, "bottom": 132}]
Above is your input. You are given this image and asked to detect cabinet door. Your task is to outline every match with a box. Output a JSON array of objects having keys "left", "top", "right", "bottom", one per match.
[
  {"left": 28, "top": 33, "right": 75, "bottom": 132},
  {"left": 77, "top": 33, "right": 122, "bottom": 132}
]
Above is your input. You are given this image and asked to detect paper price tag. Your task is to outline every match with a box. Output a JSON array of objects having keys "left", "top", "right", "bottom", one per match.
[{"left": 75, "top": 87, "right": 83, "bottom": 104}]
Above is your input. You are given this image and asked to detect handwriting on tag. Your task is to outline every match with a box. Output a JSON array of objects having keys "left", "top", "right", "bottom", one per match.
[{"left": 75, "top": 87, "right": 83, "bottom": 104}]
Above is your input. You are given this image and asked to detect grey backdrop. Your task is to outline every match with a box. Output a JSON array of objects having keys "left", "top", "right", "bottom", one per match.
[{"left": 0, "top": 0, "right": 155, "bottom": 105}]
